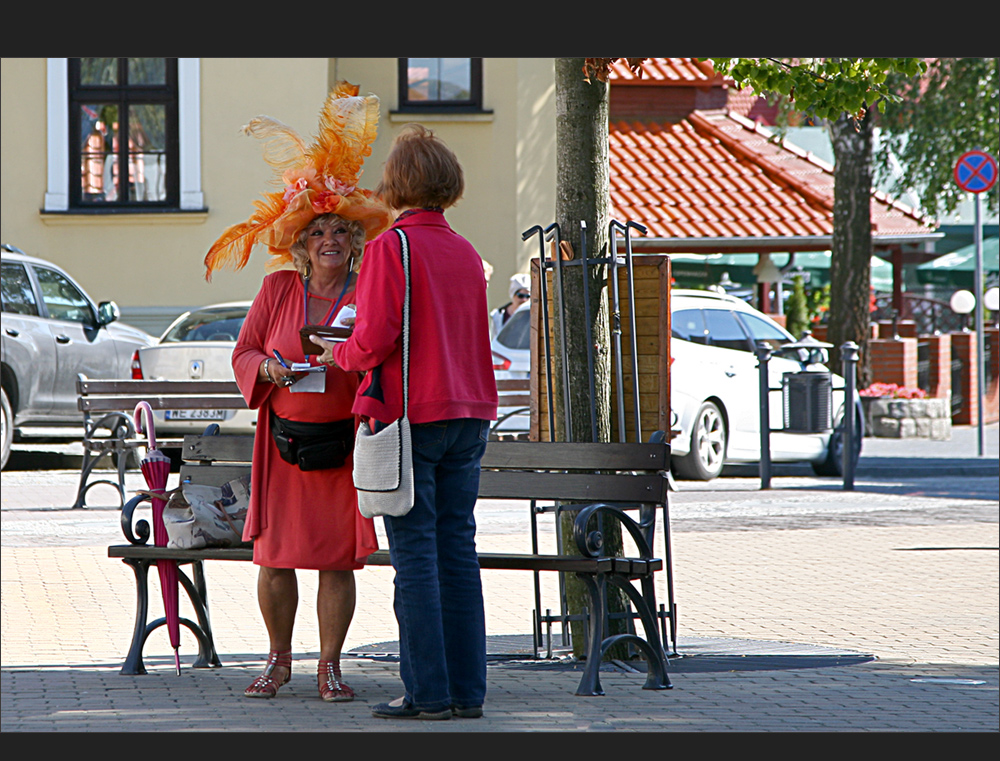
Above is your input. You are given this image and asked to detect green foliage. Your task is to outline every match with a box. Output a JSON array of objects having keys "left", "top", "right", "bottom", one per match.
[
  {"left": 874, "top": 57, "right": 999, "bottom": 218},
  {"left": 784, "top": 275, "right": 810, "bottom": 340},
  {"left": 706, "top": 58, "right": 926, "bottom": 124},
  {"left": 806, "top": 284, "right": 831, "bottom": 325}
]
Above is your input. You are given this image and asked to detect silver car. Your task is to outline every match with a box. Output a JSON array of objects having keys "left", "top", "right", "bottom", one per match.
[
  {"left": 1, "top": 243, "right": 155, "bottom": 469},
  {"left": 132, "top": 301, "right": 256, "bottom": 437}
]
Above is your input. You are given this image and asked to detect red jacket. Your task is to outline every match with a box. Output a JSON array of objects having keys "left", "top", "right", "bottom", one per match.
[{"left": 331, "top": 210, "right": 498, "bottom": 424}]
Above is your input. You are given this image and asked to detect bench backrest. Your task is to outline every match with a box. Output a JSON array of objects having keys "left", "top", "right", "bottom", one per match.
[
  {"left": 77, "top": 378, "right": 247, "bottom": 414},
  {"left": 178, "top": 433, "right": 670, "bottom": 508}
]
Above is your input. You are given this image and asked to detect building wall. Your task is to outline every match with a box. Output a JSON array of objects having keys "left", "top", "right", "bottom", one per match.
[{"left": 1, "top": 58, "right": 557, "bottom": 334}]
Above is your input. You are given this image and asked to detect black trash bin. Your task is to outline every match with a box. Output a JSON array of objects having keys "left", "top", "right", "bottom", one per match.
[{"left": 782, "top": 371, "right": 833, "bottom": 434}]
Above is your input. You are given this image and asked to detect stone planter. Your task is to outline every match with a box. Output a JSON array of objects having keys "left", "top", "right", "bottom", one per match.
[{"left": 860, "top": 396, "right": 951, "bottom": 440}]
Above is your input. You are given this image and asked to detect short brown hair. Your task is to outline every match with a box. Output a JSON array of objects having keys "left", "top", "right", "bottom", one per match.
[{"left": 376, "top": 124, "right": 465, "bottom": 210}]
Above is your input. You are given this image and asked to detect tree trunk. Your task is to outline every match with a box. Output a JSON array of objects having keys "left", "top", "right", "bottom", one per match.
[
  {"left": 827, "top": 111, "right": 874, "bottom": 391},
  {"left": 553, "top": 57, "right": 627, "bottom": 658}
]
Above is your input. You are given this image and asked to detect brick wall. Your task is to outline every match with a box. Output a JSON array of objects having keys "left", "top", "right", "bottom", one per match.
[
  {"left": 868, "top": 337, "right": 918, "bottom": 390},
  {"left": 923, "top": 333, "right": 952, "bottom": 400}
]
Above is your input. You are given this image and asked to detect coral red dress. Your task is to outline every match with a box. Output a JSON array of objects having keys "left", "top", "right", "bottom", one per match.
[{"left": 232, "top": 269, "right": 377, "bottom": 570}]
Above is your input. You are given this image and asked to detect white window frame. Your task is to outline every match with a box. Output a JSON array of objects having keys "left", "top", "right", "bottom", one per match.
[{"left": 45, "top": 57, "right": 204, "bottom": 212}]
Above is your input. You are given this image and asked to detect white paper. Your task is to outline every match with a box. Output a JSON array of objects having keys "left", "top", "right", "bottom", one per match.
[{"left": 331, "top": 304, "right": 356, "bottom": 329}]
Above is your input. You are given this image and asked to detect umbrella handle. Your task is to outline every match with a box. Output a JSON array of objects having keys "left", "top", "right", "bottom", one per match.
[{"left": 134, "top": 401, "right": 157, "bottom": 450}]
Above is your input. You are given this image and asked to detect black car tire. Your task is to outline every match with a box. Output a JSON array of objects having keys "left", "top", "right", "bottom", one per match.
[
  {"left": 1, "top": 386, "right": 13, "bottom": 471},
  {"left": 811, "top": 413, "right": 863, "bottom": 477},
  {"left": 673, "top": 400, "right": 727, "bottom": 481}
]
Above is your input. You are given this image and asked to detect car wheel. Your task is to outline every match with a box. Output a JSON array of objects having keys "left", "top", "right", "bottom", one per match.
[
  {"left": 674, "top": 401, "right": 727, "bottom": 480},
  {"left": 812, "top": 414, "right": 863, "bottom": 476},
  {"left": 1, "top": 387, "right": 13, "bottom": 471}
]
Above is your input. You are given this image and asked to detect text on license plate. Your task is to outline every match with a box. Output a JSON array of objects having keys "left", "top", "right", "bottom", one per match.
[{"left": 164, "top": 410, "right": 226, "bottom": 421}]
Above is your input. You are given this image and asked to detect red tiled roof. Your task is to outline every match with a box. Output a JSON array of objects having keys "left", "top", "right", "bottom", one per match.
[
  {"left": 608, "top": 57, "right": 726, "bottom": 86},
  {"left": 610, "top": 110, "right": 937, "bottom": 252}
]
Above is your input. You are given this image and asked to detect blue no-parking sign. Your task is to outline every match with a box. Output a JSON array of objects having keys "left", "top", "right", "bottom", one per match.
[{"left": 954, "top": 150, "right": 998, "bottom": 194}]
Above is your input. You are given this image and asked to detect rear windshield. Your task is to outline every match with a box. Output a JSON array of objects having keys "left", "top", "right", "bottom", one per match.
[
  {"left": 162, "top": 307, "right": 248, "bottom": 343},
  {"left": 496, "top": 308, "right": 530, "bottom": 351}
]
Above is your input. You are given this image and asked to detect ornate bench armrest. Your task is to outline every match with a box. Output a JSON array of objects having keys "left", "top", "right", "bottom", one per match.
[
  {"left": 572, "top": 503, "right": 654, "bottom": 560},
  {"left": 121, "top": 493, "right": 153, "bottom": 545}
]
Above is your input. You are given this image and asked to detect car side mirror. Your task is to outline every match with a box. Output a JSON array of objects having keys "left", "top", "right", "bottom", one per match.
[{"left": 97, "top": 301, "right": 120, "bottom": 326}]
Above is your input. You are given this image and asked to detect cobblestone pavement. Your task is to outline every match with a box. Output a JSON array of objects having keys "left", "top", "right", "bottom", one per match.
[{"left": 2, "top": 425, "right": 997, "bottom": 734}]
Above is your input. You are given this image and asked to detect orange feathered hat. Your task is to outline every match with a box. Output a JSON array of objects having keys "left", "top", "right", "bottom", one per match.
[{"left": 203, "top": 82, "right": 392, "bottom": 281}]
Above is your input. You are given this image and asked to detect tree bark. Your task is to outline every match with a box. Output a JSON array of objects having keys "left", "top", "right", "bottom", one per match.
[
  {"left": 553, "top": 58, "right": 627, "bottom": 658},
  {"left": 827, "top": 111, "right": 874, "bottom": 391}
]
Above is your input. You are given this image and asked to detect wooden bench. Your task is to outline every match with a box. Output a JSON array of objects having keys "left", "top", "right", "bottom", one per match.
[
  {"left": 74, "top": 377, "right": 247, "bottom": 509},
  {"left": 109, "top": 428, "right": 676, "bottom": 696},
  {"left": 490, "top": 377, "right": 531, "bottom": 440}
]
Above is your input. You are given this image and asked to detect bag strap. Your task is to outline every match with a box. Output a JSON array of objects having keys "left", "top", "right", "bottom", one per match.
[{"left": 394, "top": 228, "right": 411, "bottom": 419}]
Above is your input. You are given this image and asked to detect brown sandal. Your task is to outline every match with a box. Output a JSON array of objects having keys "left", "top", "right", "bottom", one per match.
[
  {"left": 318, "top": 660, "right": 354, "bottom": 702},
  {"left": 244, "top": 650, "right": 292, "bottom": 698}
]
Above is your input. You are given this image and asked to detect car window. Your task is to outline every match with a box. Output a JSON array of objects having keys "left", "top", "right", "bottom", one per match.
[
  {"left": 671, "top": 308, "right": 708, "bottom": 344},
  {"left": 496, "top": 307, "right": 530, "bottom": 351},
  {"left": 162, "top": 308, "right": 248, "bottom": 343},
  {"left": 34, "top": 266, "right": 94, "bottom": 324},
  {"left": 736, "top": 312, "right": 792, "bottom": 352},
  {"left": 1, "top": 263, "right": 39, "bottom": 316},
  {"left": 702, "top": 309, "right": 751, "bottom": 352}
]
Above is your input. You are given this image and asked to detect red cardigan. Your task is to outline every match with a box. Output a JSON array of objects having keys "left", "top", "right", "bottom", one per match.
[{"left": 331, "top": 210, "right": 498, "bottom": 425}]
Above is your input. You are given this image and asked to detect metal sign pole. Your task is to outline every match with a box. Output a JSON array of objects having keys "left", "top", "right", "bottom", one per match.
[{"left": 974, "top": 194, "right": 986, "bottom": 456}]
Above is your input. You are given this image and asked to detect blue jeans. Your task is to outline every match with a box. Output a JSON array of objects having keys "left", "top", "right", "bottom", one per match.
[{"left": 383, "top": 418, "right": 489, "bottom": 712}]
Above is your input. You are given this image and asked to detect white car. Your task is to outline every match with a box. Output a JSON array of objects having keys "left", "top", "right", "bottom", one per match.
[
  {"left": 130, "top": 301, "right": 256, "bottom": 437},
  {"left": 669, "top": 289, "right": 862, "bottom": 480},
  {"left": 490, "top": 300, "right": 530, "bottom": 432}
]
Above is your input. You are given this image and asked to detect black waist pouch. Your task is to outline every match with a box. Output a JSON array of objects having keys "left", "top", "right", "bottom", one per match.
[{"left": 269, "top": 411, "right": 355, "bottom": 472}]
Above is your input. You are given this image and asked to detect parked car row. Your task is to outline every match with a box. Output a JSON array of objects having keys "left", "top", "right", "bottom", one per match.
[
  {"left": 1, "top": 244, "right": 155, "bottom": 469},
  {"left": 4, "top": 240, "right": 860, "bottom": 480}
]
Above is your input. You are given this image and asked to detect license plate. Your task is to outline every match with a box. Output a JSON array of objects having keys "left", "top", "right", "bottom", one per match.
[{"left": 164, "top": 409, "right": 226, "bottom": 421}]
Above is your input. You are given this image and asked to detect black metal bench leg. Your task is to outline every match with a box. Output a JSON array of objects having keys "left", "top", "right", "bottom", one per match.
[
  {"left": 178, "top": 563, "right": 221, "bottom": 668},
  {"left": 574, "top": 572, "right": 607, "bottom": 696},
  {"left": 120, "top": 558, "right": 150, "bottom": 675},
  {"left": 609, "top": 576, "right": 671, "bottom": 690}
]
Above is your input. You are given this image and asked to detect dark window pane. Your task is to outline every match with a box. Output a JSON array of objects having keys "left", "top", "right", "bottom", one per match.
[
  {"left": 1, "top": 263, "right": 39, "bottom": 316},
  {"left": 671, "top": 308, "right": 708, "bottom": 344},
  {"left": 408, "top": 58, "right": 471, "bottom": 102},
  {"left": 35, "top": 268, "right": 93, "bottom": 324},
  {"left": 129, "top": 104, "right": 167, "bottom": 201},
  {"left": 78, "top": 104, "right": 119, "bottom": 203},
  {"left": 128, "top": 58, "right": 166, "bottom": 85},
  {"left": 703, "top": 309, "right": 751, "bottom": 352},
  {"left": 163, "top": 307, "right": 249, "bottom": 343},
  {"left": 80, "top": 58, "right": 117, "bottom": 85},
  {"left": 736, "top": 312, "right": 791, "bottom": 352}
]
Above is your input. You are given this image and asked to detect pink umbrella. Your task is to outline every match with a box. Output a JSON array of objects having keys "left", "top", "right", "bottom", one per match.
[{"left": 134, "top": 401, "right": 181, "bottom": 674}]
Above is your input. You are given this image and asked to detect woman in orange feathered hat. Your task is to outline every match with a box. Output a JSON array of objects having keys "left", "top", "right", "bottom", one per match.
[{"left": 206, "top": 83, "right": 392, "bottom": 703}]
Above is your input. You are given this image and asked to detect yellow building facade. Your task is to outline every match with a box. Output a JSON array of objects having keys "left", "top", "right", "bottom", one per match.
[{"left": 1, "top": 58, "right": 556, "bottom": 334}]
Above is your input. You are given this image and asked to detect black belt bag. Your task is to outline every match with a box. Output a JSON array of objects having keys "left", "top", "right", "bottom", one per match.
[{"left": 269, "top": 411, "right": 355, "bottom": 472}]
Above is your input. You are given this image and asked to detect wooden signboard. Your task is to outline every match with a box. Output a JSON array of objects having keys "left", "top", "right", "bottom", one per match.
[{"left": 528, "top": 255, "right": 672, "bottom": 443}]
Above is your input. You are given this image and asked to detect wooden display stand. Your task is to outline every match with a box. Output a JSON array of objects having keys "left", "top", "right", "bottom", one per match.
[{"left": 528, "top": 255, "right": 672, "bottom": 443}]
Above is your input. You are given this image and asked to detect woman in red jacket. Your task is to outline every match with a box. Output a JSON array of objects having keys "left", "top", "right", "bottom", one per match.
[{"left": 314, "top": 124, "right": 498, "bottom": 720}]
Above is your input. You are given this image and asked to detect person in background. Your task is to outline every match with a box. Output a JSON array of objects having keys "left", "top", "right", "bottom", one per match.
[
  {"left": 312, "top": 123, "right": 497, "bottom": 721},
  {"left": 203, "top": 83, "right": 393, "bottom": 703},
  {"left": 490, "top": 273, "right": 531, "bottom": 340}
]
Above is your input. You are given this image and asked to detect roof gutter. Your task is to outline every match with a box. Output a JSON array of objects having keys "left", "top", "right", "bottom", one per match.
[{"left": 623, "top": 232, "right": 943, "bottom": 252}]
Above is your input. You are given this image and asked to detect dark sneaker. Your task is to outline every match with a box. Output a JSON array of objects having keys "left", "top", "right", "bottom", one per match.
[
  {"left": 371, "top": 697, "right": 451, "bottom": 721},
  {"left": 451, "top": 705, "right": 483, "bottom": 719}
]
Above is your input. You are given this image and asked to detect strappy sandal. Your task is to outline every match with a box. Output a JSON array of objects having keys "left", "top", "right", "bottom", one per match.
[
  {"left": 244, "top": 650, "right": 292, "bottom": 698},
  {"left": 318, "top": 660, "right": 355, "bottom": 702}
]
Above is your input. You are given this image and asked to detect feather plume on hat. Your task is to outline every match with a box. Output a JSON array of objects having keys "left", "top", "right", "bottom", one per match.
[{"left": 203, "top": 82, "right": 392, "bottom": 281}]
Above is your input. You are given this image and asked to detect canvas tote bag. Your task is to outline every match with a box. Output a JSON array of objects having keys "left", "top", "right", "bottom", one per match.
[{"left": 353, "top": 228, "right": 414, "bottom": 518}]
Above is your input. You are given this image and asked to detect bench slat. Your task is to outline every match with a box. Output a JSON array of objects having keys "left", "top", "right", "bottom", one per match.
[
  {"left": 481, "top": 441, "right": 669, "bottom": 471},
  {"left": 479, "top": 470, "right": 667, "bottom": 504},
  {"left": 78, "top": 379, "right": 242, "bottom": 395},
  {"left": 80, "top": 396, "right": 247, "bottom": 412},
  {"left": 184, "top": 435, "right": 256, "bottom": 463},
  {"left": 107, "top": 546, "right": 661, "bottom": 576}
]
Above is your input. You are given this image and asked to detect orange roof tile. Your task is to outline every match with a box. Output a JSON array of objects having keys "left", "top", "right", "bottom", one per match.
[
  {"left": 609, "top": 58, "right": 726, "bottom": 86},
  {"left": 609, "top": 111, "right": 937, "bottom": 253}
]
